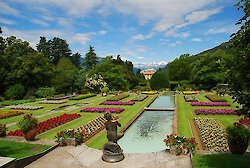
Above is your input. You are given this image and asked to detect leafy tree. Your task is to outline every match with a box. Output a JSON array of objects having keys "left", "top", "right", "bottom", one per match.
[
  {"left": 36, "top": 36, "right": 50, "bottom": 59},
  {"left": 227, "top": 0, "right": 250, "bottom": 117},
  {"left": 74, "top": 70, "right": 87, "bottom": 93},
  {"left": 36, "top": 87, "right": 55, "bottom": 98},
  {"left": 190, "top": 50, "right": 228, "bottom": 89},
  {"left": 85, "top": 74, "right": 107, "bottom": 92},
  {"left": 4, "top": 83, "right": 25, "bottom": 99},
  {"left": 70, "top": 52, "right": 81, "bottom": 68},
  {"left": 52, "top": 58, "right": 77, "bottom": 93},
  {"left": 84, "top": 45, "right": 98, "bottom": 69},
  {"left": 150, "top": 70, "right": 169, "bottom": 90}
]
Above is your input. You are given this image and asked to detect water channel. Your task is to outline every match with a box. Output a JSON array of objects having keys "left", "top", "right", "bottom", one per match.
[{"left": 118, "top": 95, "right": 175, "bottom": 153}]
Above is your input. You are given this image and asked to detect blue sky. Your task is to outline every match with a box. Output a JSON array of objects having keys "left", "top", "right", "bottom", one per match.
[{"left": 0, "top": 0, "right": 243, "bottom": 67}]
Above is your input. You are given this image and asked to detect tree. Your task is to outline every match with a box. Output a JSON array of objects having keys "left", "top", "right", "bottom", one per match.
[
  {"left": 70, "top": 52, "right": 81, "bottom": 68},
  {"left": 84, "top": 45, "right": 98, "bottom": 69},
  {"left": 51, "top": 58, "right": 77, "bottom": 93},
  {"left": 227, "top": 0, "right": 250, "bottom": 117},
  {"left": 150, "top": 70, "right": 169, "bottom": 90},
  {"left": 36, "top": 37, "right": 72, "bottom": 64},
  {"left": 85, "top": 74, "right": 107, "bottom": 92}
]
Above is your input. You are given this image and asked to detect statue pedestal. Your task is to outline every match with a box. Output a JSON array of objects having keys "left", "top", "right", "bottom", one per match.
[{"left": 102, "top": 150, "right": 124, "bottom": 163}]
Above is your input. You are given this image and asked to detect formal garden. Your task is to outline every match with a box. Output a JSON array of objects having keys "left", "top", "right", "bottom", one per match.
[{"left": 0, "top": 1, "right": 250, "bottom": 167}]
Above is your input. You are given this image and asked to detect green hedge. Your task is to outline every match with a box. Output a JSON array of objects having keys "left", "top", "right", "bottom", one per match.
[
  {"left": 205, "top": 94, "right": 227, "bottom": 102},
  {"left": 69, "top": 93, "right": 96, "bottom": 100},
  {"left": 107, "top": 93, "right": 129, "bottom": 101}
]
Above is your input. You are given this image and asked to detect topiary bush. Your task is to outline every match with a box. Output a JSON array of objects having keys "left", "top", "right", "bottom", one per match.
[{"left": 226, "top": 125, "right": 250, "bottom": 155}]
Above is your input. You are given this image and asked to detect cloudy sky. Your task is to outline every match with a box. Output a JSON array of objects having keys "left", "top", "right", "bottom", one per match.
[{"left": 0, "top": 0, "right": 243, "bottom": 66}]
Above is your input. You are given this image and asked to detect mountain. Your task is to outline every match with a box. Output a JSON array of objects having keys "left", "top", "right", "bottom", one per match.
[{"left": 133, "top": 61, "right": 168, "bottom": 69}]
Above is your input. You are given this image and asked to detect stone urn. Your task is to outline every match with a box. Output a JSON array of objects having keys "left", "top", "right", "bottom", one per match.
[
  {"left": 23, "top": 129, "right": 37, "bottom": 141},
  {"left": 169, "top": 146, "right": 178, "bottom": 155}
]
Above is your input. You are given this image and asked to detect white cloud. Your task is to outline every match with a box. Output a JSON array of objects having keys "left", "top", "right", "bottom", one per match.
[
  {"left": 31, "top": 19, "right": 49, "bottom": 26},
  {"left": 99, "top": 30, "right": 107, "bottom": 35},
  {"left": 0, "top": 17, "right": 16, "bottom": 25},
  {"left": 0, "top": 1, "right": 21, "bottom": 16},
  {"left": 131, "top": 32, "right": 155, "bottom": 41},
  {"left": 136, "top": 46, "right": 150, "bottom": 53},
  {"left": 191, "top": 38, "right": 202, "bottom": 42},
  {"left": 70, "top": 33, "right": 92, "bottom": 45},
  {"left": 136, "top": 56, "right": 144, "bottom": 60},
  {"left": 205, "top": 28, "right": 228, "bottom": 34},
  {"left": 169, "top": 40, "right": 182, "bottom": 47}
]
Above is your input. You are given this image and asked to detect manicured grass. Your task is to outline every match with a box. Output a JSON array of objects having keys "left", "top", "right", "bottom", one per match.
[
  {"left": 177, "top": 94, "right": 193, "bottom": 137},
  {"left": 87, "top": 95, "right": 156, "bottom": 149},
  {"left": 192, "top": 153, "right": 250, "bottom": 168},
  {"left": 0, "top": 139, "right": 51, "bottom": 159}
]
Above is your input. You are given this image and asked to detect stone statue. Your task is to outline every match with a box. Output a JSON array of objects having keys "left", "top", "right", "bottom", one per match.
[{"left": 102, "top": 112, "right": 124, "bottom": 163}]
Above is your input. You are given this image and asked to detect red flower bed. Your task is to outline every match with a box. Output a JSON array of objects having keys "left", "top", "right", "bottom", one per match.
[
  {"left": 7, "top": 113, "right": 81, "bottom": 136},
  {"left": 239, "top": 118, "right": 250, "bottom": 124},
  {"left": 194, "top": 109, "right": 236, "bottom": 115}
]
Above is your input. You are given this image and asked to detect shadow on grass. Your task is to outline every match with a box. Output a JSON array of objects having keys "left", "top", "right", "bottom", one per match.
[{"left": 192, "top": 153, "right": 250, "bottom": 168}]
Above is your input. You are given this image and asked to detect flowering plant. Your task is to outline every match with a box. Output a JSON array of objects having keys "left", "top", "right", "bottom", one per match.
[
  {"left": 0, "top": 124, "right": 7, "bottom": 136},
  {"left": 55, "top": 129, "right": 86, "bottom": 146},
  {"left": 164, "top": 134, "right": 196, "bottom": 155},
  {"left": 17, "top": 114, "right": 38, "bottom": 133}
]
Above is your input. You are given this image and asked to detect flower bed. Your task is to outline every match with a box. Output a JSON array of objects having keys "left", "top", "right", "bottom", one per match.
[
  {"left": 205, "top": 94, "right": 227, "bottom": 102},
  {"left": 49, "top": 94, "right": 78, "bottom": 100},
  {"left": 0, "top": 110, "right": 24, "bottom": 119},
  {"left": 39, "top": 101, "right": 66, "bottom": 104},
  {"left": 107, "top": 93, "right": 129, "bottom": 101},
  {"left": 141, "top": 91, "right": 158, "bottom": 95},
  {"left": 184, "top": 95, "right": 198, "bottom": 102},
  {"left": 80, "top": 107, "right": 124, "bottom": 113},
  {"left": 191, "top": 102, "right": 230, "bottom": 106},
  {"left": 7, "top": 113, "right": 81, "bottom": 136},
  {"left": 100, "top": 101, "right": 135, "bottom": 105},
  {"left": 194, "top": 109, "right": 236, "bottom": 115},
  {"left": 194, "top": 118, "right": 228, "bottom": 152},
  {"left": 69, "top": 93, "right": 96, "bottom": 100},
  {"left": 164, "top": 134, "right": 196, "bottom": 155},
  {"left": 239, "top": 118, "right": 250, "bottom": 124},
  {"left": 0, "top": 99, "right": 35, "bottom": 106},
  {"left": 131, "top": 95, "right": 148, "bottom": 101},
  {"left": 183, "top": 91, "right": 199, "bottom": 95},
  {"left": 10, "top": 105, "right": 44, "bottom": 110}
]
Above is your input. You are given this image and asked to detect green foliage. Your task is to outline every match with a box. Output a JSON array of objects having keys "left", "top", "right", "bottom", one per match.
[
  {"left": 84, "top": 45, "right": 98, "bottom": 69},
  {"left": 107, "top": 93, "right": 129, "bottom": 101},
  {"left": 4, "top": 83, "right": 25, "bottom": 99},
  {"left": 36, "top": 87, "right": 56, "bottom": 98},
  {"left": 17, "top": 114, "right": 38, "bottom": 133},
  {"left": 226, "top": 125, "right": 250, "bottom": 148},
  {"left": 227, "top": 0, "right": 250, "bottom": 117},
  {"left": 52, "top": 58, "right": 78, "bottom": 94},
  {"left": 150, "top": 70, "right": 169, "bottom": 90},
  {"left": 101, "top": 87, "right": 109, "bottom": 93}
]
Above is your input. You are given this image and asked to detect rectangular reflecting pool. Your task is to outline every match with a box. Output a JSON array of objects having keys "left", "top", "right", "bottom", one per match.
[{"left": 118, "top": 96, "right": 174, "bottom": 153}]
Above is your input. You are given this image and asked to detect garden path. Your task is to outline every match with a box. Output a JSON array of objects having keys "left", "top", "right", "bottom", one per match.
[{"left": 25, "top": 144, "right": 192, "bottom": 168}]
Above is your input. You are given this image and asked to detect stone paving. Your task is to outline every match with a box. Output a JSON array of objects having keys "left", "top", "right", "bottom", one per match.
[{"left": 25, "top": 144, "right": 192, "bottom": 168}]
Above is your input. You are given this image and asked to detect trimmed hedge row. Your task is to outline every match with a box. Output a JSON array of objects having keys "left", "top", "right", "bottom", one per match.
[
  {"left": 69, "top": 93, "right": 96, "bottom": 100},
  {"left": 205, "top": 94, "right": 227, "bottom": 102},
  {"left": 107, "top": 93, "right": 129, "bottom": 101}
]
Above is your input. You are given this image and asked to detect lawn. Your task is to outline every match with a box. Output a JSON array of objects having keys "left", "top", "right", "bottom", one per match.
[
  {"left": 0, "top": 139, "right": 51, "bottom": 159},
  {"left": 192, "top": 153, "right": 250, "bottom": 168}
]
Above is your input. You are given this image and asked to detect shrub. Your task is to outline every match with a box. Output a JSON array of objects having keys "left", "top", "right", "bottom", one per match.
[
  {"left": 0, "top": 124, "right": 7, "bottom": 136},
  {"left": 101, "top": 87, "right": 109, "bottom": 93},
  {"left": 4, "top": 84, "right": 25, "bottom": 99},
  {"left": 36, "top": 87, "right": 56, "bottom": 98},
  {"left": 226, "top": 125, "right": 250, "bottom": 155}
]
